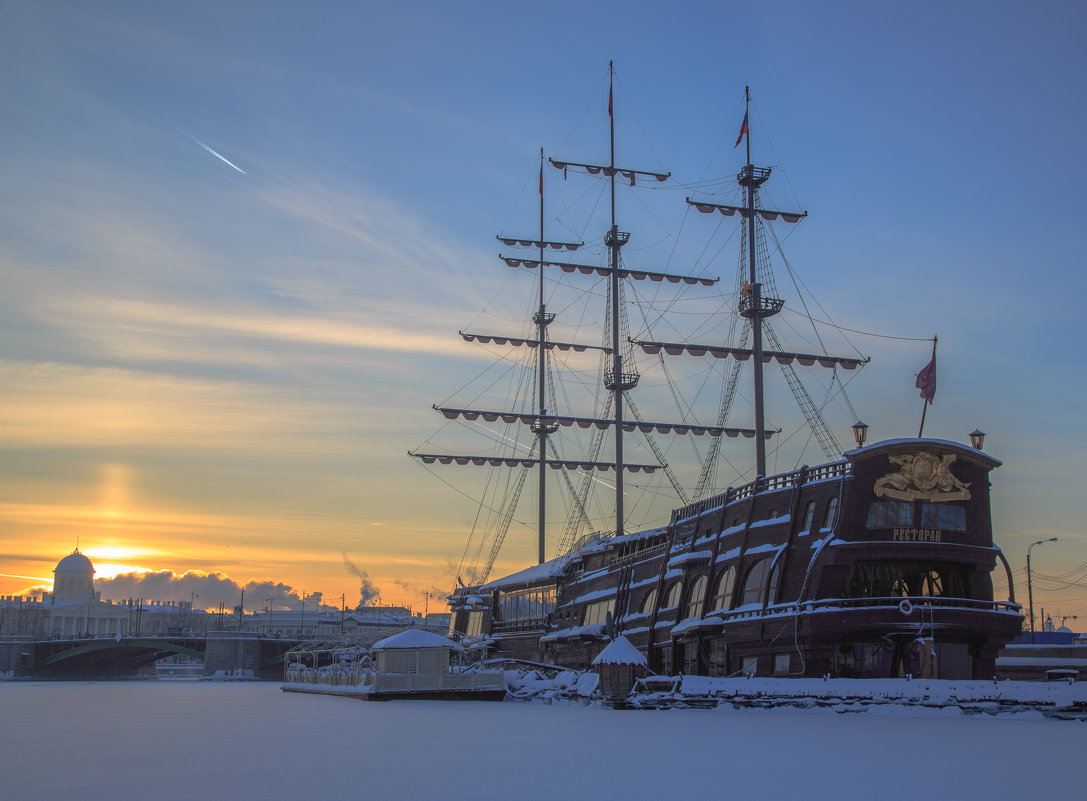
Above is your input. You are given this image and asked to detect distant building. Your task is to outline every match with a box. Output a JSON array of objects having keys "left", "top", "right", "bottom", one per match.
[{"left": 0, "top": 549, "right": 200, "bottom": 638}]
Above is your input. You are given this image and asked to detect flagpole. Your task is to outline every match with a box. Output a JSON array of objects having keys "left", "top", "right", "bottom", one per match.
[{"left": 917, "top": 336, "right": 937, "bottom": 437}]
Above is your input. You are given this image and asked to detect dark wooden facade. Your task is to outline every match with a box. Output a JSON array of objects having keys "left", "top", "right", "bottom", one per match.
[{"left": 448, "top": 438, "right": 1023, "bottom": 680}]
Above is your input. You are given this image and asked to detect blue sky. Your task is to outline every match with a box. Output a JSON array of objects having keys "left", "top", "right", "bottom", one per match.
[{"left": 1, "top": 1, "right": 1085, "bottom": 621}]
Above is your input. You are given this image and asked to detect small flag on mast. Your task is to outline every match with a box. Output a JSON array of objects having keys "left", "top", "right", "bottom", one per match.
[
  {"left": 734, "top": 111, "right": 749, "bottom": 148},
  {"left": 915, "top": 343, "right": 937, "bottom": 404},
  {"left": 608, "top": 87, "right": 613, "bottom": 118}
]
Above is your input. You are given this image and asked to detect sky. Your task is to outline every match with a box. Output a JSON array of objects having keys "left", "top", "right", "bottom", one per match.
[{"left": 1, "top": 1, "right": 1085, "bottom": 620}]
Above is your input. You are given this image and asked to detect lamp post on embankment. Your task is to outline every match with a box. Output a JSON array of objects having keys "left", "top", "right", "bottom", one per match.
[{"left": 1027, "top": 537, "right": 1058, "bottom": 644}]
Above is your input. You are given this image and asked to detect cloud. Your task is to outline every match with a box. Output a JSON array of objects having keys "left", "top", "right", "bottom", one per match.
[{"left": 90, "top": 569, "right": 341, "bottom": 612}]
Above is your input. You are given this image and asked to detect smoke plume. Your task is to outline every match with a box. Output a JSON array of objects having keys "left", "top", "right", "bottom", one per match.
[{"left": 342, "top": 552, "right": 380, "bottom": 607}]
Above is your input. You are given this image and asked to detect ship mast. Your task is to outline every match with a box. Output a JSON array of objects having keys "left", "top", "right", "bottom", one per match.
[
  {"left": 415, "top": 66, "right": 780, "bottom": 583},
  {"left": 533, "top": 148, "right": 557, "bottom": 564},
  {"left": 741, "top": 86, "right": 771, "bottom": 479},
  {"left": 605, "top": 61, "right": 635, "bottom": 538}
]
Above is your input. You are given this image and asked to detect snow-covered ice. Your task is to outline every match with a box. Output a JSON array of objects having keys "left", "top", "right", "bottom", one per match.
[{"left": 1, "top": 680, "right": 1084, "bottom": 800}]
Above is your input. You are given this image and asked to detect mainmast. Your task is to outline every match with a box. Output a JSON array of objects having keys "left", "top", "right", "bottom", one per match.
[
  {"left": 604, "top": 61, "right": 635, "bottom": 539},
  {"left": 532, "top": 148, "right": 557, "bottom": 564}
]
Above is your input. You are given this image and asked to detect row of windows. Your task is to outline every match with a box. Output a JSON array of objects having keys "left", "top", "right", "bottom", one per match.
[
  {"left": 496, "top": 586, "right": 556, "bottom": 622},
  {"left": 800, "top": 497, "right": 839, "bottom": 533},
  {"left": 631, "top": 556, "right": 782, "bottom": 623},
  {"left": 866, "top": 501, "right": 967, "bottom": 532},
  {"left": 845, "top": 561, "right": 969, "bottom": 599}
]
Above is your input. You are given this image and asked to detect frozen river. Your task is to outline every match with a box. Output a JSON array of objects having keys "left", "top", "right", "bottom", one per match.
[{"left": 2, "top": 681, "right": 1084, "bottom": 800}]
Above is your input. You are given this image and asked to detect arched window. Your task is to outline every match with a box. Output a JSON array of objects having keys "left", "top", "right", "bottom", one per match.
[
  {"left": 710, "top": 566, "right": 736, "bottom": 612},
  {"left": 640, "top": 587, "right": 657, "bottom": 614},
  {"left": 740, "top": 559, "right": 771, "bottom": 607},
  {"left": 824, "top": 497, "right": 840, "bottom": 530},
  {"left": 766, "top": 559, "right": 783, "bottom": 606},
  {"left": 684, "top": 575, "right": 707, "bottom": 620},
  {"left": 801, "top": 501, "right": 816, "bottom": 533},
  {"left": 661, "top": 581, "right": 682, "bottom": 610}
]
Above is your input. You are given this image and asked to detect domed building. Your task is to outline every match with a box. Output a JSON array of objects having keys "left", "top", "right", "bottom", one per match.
[
  {"left": 1, "top": 549, "right": 201, "bottom": 639},
  {"left": 51, "top": 549, "right": 97, "bottom": 604}
]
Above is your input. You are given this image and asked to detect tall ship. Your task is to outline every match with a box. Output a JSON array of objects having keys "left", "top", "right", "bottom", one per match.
[{"left": 412, "top": 67, "right": 1022, "bottom": 680}]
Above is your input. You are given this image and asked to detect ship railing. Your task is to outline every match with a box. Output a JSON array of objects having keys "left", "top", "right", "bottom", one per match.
[
  {"left": 708, "top": 596, "right": 1021, "bottom": 626},
  {"left": 610, "top": 540, "right": 669, "bottom": 566},
  {"left": 491, "top": 617, "right": 549, "bottom": 635},
  {"left": 671, "top": 461, "right": 851, "bottom": 524}
]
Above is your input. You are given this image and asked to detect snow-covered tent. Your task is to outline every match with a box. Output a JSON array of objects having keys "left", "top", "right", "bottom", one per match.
[{"left": 591, "top": 636, "right": 649, "bottom": 700}]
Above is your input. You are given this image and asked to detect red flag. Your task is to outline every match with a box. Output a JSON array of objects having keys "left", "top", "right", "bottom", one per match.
[
  {"left": 915, "top": 350, "right": 936, "bottom": 404},
  {"left": 734, "top": 111, "right": 749, "bottom": 148},
  {"left": 608, "top": 87, "right": 613, "bottom": 118}
]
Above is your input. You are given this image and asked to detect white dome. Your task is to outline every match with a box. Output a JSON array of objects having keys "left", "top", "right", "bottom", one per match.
[
  {"left": 55, "top": 550, "right": 95, "bottom": 574},
  {"left": 52, "top": 549, "right": 96, "bottom": 603}
]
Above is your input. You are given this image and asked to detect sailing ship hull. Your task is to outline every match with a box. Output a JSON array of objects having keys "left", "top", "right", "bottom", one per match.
[{"left": 449, "top": 438, "right": 1022, "bottom": 680}]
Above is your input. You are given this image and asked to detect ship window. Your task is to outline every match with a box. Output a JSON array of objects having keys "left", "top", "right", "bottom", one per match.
[
  {"left": 710, "top": 566, "right": 736, "bottom": 612},
  {"left": 824, "top": 497, "right": 840, "bottom": 529},
  {"left": 742, "top": 656, "right": 759, "bottom": 677},
  {"left": 684, "top": 575, "right": 708, "bottom": 620},
  {"left": 867, "top": 501, "right": 914, "bottom": 528},
  {"left": 920, "top": 503, "right": 967, "bottom": 532},
  {"left": 766, "top": 559, "right": 783, "bottom": 605},
  {"left": 845, "top": 561, "right": 968, "bottom": 599},
  {"left": 640, "top": 587, "right": 657, "bottom": 614},
  {"left": 773, "top": 653, "right": 791, "bottom": 675},
  {"left": 801, "top": 501, "right": 816, "bottom": 533},
  {"left": 583, "top": 598, "right": 615, "bottom": 627},
  {"left": 661, "top": 581, "right": 682, "bottom": 610},
  {"left": 465, "top": 611, "right": 484, "bottom": 638},
  {"left": 739, "top": 559, "right": 771, "bottom": 607}
]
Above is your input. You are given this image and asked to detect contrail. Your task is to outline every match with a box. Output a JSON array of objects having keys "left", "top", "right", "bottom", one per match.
[{"left": 187, "top": 134, "right": 246, "bottom": 174}]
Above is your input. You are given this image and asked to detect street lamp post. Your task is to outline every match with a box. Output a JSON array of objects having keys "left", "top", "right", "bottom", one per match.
[
  {"left": 1027, "top": 537, "right": 1058, "bottom": 644},
  {"left": 189, "top": 592, "right": 198, "bottom": 632},
  {"left": 265, "top": 596, "right": 274, "bottom": 636},
  {"left": 300, "top": 592, "right": 306, "bottom": 638}
]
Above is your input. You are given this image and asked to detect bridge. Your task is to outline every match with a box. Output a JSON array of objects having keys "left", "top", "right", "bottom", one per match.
[{"left": 0, "top": 633, "right": 303, "bottom": 679}]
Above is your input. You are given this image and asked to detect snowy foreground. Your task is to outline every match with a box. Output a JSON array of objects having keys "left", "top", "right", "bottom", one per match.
[{"left": 3, "top": 681, "right": 1085, "bottom": 801}]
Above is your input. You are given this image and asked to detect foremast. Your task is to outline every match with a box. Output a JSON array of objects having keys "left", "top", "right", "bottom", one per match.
[{"left": 740, "top": 86, "right": 774, "bottom": 479}]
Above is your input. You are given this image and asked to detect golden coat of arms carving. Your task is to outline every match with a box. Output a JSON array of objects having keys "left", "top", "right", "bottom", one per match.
[{"left": 873, "top": 452, "right": 971, "bottom": 503}]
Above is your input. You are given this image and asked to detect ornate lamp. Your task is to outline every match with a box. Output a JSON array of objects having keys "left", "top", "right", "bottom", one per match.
[
  {"left": 969, "top": 429, "right": 986, "bottom": 450},
  {"left": 851, "top": 421, "right": 868, "bottom": 448}
]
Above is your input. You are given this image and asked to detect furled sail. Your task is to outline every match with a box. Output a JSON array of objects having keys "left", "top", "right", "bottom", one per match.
[
  {"left": 409, "top": 452, "right": 663, "bottom": 473},
  {"left": 686, "top": 198, "right": 806, "bottom": 224},
  {"left": 433, "top": 406, "right": 773, "bottom": 439},
  {"left": 496, "top": 236, "right": 583, "bottom": 251},
  {"left": 499, "top": 255, "right": 717, "bottom": 287},
  {"left": 460, "top": 332, "right": 609, "bottom": 353},
  {"left": 549, "top": 158, "right": 669, "bottom": 186},
  {"left": 633, "top": 340, "right": 868, "bottom": 370}
]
